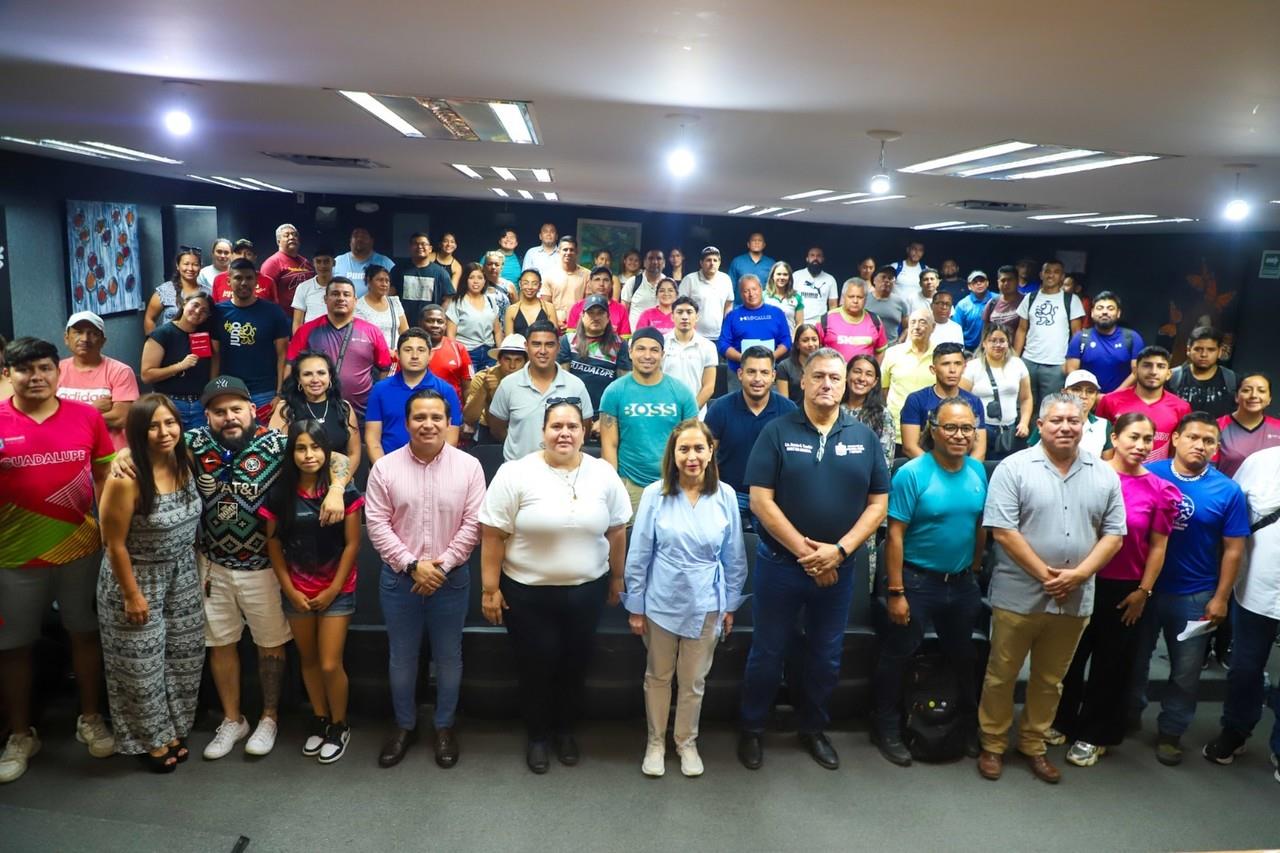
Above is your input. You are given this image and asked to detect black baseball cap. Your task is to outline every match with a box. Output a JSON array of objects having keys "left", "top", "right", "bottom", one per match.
[{"left": 201, "top": 376, "right": 253, "bottom": 407}]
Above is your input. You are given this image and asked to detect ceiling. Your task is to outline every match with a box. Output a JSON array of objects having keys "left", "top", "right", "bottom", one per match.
[{"left": 1, "top": 0, "right": 1278, "bottom": 235}]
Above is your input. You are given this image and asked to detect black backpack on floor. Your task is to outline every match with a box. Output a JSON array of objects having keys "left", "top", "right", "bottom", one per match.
[{"left": 902, "top": 654, "right": 967, "bottom": 763}]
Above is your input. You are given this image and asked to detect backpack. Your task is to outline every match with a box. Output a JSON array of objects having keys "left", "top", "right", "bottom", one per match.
[
  {"left": 901, "top": 654, "right": 967, "bottom": 763},
  {"left": 1025, "top": 288, "right": 1074, "bottom": 338},
  {"left": 1075, "top": 327, "right": 1133, "bottom": 358},
  {"left": 1168, "top": 364, "right": 1238, "bottom": 399}
]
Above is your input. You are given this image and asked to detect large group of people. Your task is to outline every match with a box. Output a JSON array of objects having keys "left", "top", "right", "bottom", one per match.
[{"left": 0, "top": 221, "right": 1277, "bottom": 797}]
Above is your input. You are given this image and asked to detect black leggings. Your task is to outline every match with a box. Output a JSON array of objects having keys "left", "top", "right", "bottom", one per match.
[
  {"left": 500, "top": 573, "right": 608, "bottom": 741},
  {"left": 1055, "top": 578, "right": 1142, "bottom": 746}
]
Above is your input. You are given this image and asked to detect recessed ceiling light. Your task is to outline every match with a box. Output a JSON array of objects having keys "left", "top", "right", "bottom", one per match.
[
  {"left": 1005, "top": 155, "right": 1160, "bottom": 180},
  {"left": 489, "top": 102, "right": 536, "bottom": 144},
  {"left": 240, "top": 177, "right": 292, "bottom": 193},
  {"left": 78, "top": 141, "right": 183, "bottom": 164},
  {"left": 781, "top": 189, "right": 835, "bottom": 200},
  {"left": 532, "top": 168, "right": 552, "bottom": 183},
  {"left": 449, "top": 164, "right": 553, "bottom": 182},
  {"left": 1027, "top": 212, "right": 1100, "bottom": 220},
  {"left": 1223, "top": 199, "right": 1250, "bottom": 222},
  {"left": 750, "top": 207, "right": 783, "bottom": 216},
  {"left": 936, "top": 224, "right": 991, "bottom": 231},
  {"left": 542, "top": 192, "right": 558, "bottom": 201},
  {"left": 774, "top": 208, "right": 806, "bottom": 217},
  {"left": 726, "top": 205, "right": 756, "bottom": 214},
  {"left": 493, "top": 166, "right": 517, "bottom": 181},
  {"left": 912, "top": 220, "right": 968, "bottom": 230},
  {"left": 1063, "top": 214, "right": 1157, "bottom": 224},
  {"left": 163, "top": 109, "right": 193, "bottom": 136},
  {"left": 1083, "top": 217, "right": 1196, "bottom": 227},
  {"left": 959, "top": 149, "right": 1100, "bottom": 177},
  {"left": 843, "top": 194, "right": 906, "bottom": 204},
  {"left": 450, "top": 164, "right": 483, "bottom": 179},
  {"left": 899, "top": 141, "right": 1036, "bottom": 174},
  {"left": 815, "top": 192, "right": 868, "bottom": 203},
  {"left": 491, "top": 187, "right": 510, "bottom": 197},
  {"left": 516, "top": 189, "right": 534, "bottom": 200},
  {"left": 338, "top": 90, "right": 424, "bottom": 137},
  {"left": 666, "top": 147, "right": 696, "bottom": 178}
]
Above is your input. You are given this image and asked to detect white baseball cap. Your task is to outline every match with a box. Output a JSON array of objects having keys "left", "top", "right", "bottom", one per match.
[
  {"left": 1064, "top": 369, "right": 1100, "bottom": 390},
  {"left": 66, "top": 311, "right": 105, "bottom": 332}
]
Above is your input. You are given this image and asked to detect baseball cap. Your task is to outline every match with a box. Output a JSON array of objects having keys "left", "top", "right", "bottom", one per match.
[
  {"left": 233, "top": 238, "right": 255, "bottom": 251},
  {"left": 200, "top": 376, "right": 253, "bottom": 407},
  {"left": 66, "top": 311, "right": 105, "bottom": 332},
  {"left": 967, "top": 270, "right": 988, "bottom": 282},
  {"left": 582, "top": 294, "right": 610, "bottom": 312},
  {"left": 700, "top": 246, "right": 721, "bottom": 258},
  {"left": 488, "top": 334, "right": 529, "bottom": 361},
  {"left": 1063, "top": 369, "right": 1100, "bottom": 390},
  {"left": 589, "top": 265, "right": 613, "bottom": 278}
]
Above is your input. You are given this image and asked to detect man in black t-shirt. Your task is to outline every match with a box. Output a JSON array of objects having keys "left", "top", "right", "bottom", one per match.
[
  {"left": 737, "top": 347, "right": 890, "bottom": 772},
  {"left": 1167, "top": 326, "right": 1237, "bottom": 419},
  {"left": 394, "top": 233, "right": 456, "bottom": 325}
]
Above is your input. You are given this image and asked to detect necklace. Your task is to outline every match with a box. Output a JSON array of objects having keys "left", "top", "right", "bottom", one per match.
[
  {"left": 549, "top": 458, "right": 583, "bottom": 500},
  {"left": 304, "top": 398, "right": 330, "bottom": 424},
  {"left": 1170, "top": 465, "right": 1207, "bottom": 483}
]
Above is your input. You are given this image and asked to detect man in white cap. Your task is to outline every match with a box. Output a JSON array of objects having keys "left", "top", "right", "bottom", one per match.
[
  {"left": 57, "top": 311, "right": 138, "bottom": 450},
  {"left": 463, "top": 334, "right": 528, "bottom": 444},
  {"left": 1028, "top": 369, "right": 1113, "bottom": 457},
  {"left": 678, "top": 247, "right": 735, "bottom": 345},
  {"left": 954, "top": 271, "right": 996, "bottom": 350}
]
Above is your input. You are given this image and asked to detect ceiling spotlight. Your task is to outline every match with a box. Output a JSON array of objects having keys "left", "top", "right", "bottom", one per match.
[
  {"left": 667, "top": 147, "right": 695, "bottom": 178},
  {"left": 164, "top": 109, "right": 193, "bottom": 136},
  {"left": 1223, "top": 166, "right": 1255, "bottom": 223},
  {"left": 866, "top": 130, "right": 901, "bottom": 195}
]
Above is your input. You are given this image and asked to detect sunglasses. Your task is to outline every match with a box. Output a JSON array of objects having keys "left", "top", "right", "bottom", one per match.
[
  {"left": 178, "top": 245, "right": 204, "bottom": 257},
  {"left": 545, "top": 396, "right": 582, "bottom": 409}
]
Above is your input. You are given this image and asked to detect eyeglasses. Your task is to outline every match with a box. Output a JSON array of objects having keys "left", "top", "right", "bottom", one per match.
[
  {"left": 178, "top": 245, "right": 204, "bottom": 257},
  {"left": 932, "top": 423, "right": 978, "bottom": 436},
  {"left": 545, "top": 396, "right": 582, "bottom": 409}
]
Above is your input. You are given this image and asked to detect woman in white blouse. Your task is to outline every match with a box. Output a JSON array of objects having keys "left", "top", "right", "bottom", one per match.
[
  {"left": 624, "top": 419, "right": 746, "bottom": 778},
  {"left": 354, "top": 264, "right": 408, "bottom": 351},
  {"left": 479, "top": 399, "right": 631, "bottom": 774},
  {"left": 960, "top": 324, "right": 1032, "bottom": 460}
]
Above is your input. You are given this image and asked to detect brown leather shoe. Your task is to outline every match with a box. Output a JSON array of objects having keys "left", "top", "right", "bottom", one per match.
[
  {"left": 977, "top": 750, "right": 1003, "bottom": 780},
  {"left": 1024, "top": 752, "right": 1061, "bottom": 784},
  {"left": 434, "top": 727, "right": 459, "bottom": 768}
]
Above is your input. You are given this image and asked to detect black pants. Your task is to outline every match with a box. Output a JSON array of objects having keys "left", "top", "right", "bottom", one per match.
[
  {"left": 500, "top": 573, "right": 608, "bottom": 741},
  {"left": 1055, "top": 578, "right": 1141, "bottom": 746}
]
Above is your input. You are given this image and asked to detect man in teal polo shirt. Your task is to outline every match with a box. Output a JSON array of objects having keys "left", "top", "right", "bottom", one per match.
[{"left": 364, "top": 329, "right": 461, "bottom": 462}]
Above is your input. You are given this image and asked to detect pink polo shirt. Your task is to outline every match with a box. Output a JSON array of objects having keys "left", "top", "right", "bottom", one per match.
[{"left": 363, "top": 443, "right": 485, "bottom": 573}]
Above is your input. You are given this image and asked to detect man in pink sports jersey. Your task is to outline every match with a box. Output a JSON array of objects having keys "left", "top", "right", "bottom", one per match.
[
  {"left": 817, "top": 278, "right": 888, "bottom": 364},
  {"left": 0, "top": 337, "right": 117, "bottom": 783}
]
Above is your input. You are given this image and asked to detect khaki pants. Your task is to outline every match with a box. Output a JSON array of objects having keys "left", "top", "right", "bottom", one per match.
[
  {"left": 978, "top": 606, "right": 1088, "bottom": 756},
  {"left": 621, "top": 477, "right": 647, "bottom": 523},
  {"left": 643, "top": 613, "right": 719, "bottom": 750}
]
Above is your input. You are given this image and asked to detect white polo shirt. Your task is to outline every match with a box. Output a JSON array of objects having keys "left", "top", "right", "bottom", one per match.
[
  {"left": 663, "top": 331, "right": 718, "bottom": 417},
  {"left": 678, "top": 271, "right": 734, "bottom": 340}
]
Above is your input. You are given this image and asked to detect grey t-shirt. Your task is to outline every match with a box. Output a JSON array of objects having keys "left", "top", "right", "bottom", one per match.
[
  {"left": 865, "top": 291, "right": 913, "bottom": 338},
  {"left": 983, "top": 445, "right": 1127, "bottom": 617},
  {"left": 489, "top": 365, "right": 596, "bottom": 461}
]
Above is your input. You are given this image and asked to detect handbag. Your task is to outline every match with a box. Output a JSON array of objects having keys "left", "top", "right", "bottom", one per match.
[{"left": 984, "top": 362, "right": 1020, "bottom": 457}]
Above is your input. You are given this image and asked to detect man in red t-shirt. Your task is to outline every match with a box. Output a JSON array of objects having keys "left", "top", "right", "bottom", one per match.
[
  {"left": 0, "top": 337, "right": 117, "bottom": 782},
  {"left": 419, "top": 303, "right": 473, "bottom": 404},
  {"left": 1095, "top": 345, "right": 1192, "bottom": 461},
  {"left": 212, "top": 239, "right": 278, "bottom": 303},
  {"left": 259, "top": 223, "right": 314, "bottom": 312}
]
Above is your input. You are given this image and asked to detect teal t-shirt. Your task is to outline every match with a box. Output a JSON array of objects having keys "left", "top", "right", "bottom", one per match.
[
  {"left": 600, "top": 374, "right": 699, "bottom": 485},
  {"left": 888, "top": 453, "right": 988, "bottom": 573}
]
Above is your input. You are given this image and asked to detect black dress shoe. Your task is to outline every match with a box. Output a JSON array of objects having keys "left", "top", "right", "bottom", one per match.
[
  {"left": 554, "top": 733, "right": 580, "bottom": 766},
  {"left": 434, "top": 727, "right": 459, "bottom": 768},
  {"left": 799, "top": 732, "right": 840, "bottom": 770},
  {"left": 526, "top": 739, "right": 551, "bottom": 774},
  {"left": 870, "top": 729, "right": 913, "bottom": 767},
  {"left": 378, "top": 727, "right": 416, "bottom": 768},
  {"left": 964, "top": 728, "right": 982, "bottom": 760},
  {"left": 737, "top": 732, "right": 763, "bottom": 770}
]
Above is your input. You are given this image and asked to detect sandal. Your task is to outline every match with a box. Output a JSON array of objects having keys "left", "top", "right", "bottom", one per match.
[
  {"left": 173, "top": 738, "right": 190, "bottom": 764},
  {"left": 138, "top": 746, "right": 178, "bottom": 774}
]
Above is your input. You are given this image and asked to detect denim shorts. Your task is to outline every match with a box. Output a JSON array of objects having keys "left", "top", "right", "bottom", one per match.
[{"left": 281, "top": 589, "right": 356, "bottom": 617}]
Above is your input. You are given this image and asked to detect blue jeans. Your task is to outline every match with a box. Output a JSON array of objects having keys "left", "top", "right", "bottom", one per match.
[
  {"left": 872, "top": 565, "right": 982, "bottom": 737},
  {"left": 250, "top": 389, "right": 277, "bottom": 424},
  {"left": 740, "top": 541, "right": 856, "bottom": 734},
  {"left": 734, "top": 490, "right": 757, "bottom": 533},
  {"left": 468, "top": 345, "right": 495, "bottom": 371},
  {"left": 1132, "top": 588, "right": 1214, "bottom": 737},
  {"left": 379, "top": 563, "right": 470, "bottom": 730},
  {"left": 168, "top": 396, "right": 206, "bottom": 430},
  {"left": 1221, "top": 603, "right": 1280, "bottom": 756}
]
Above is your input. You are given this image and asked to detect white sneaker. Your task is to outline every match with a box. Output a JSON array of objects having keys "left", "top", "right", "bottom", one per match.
[
  {"left": 641, "top": 743, "right": 665, "bottom": 777},
  {"left": 678, "top": 744, "right": 704, "bottom": 777},
  {"left": 203, "top": 717, "right": 250, "bottom": 760},
  {"left": 317, "top": 723, "right": 350, "bottom": 764},
  {"left": 0, "top": 728, "right": 41, "bottom": 783},
  {"left": 75, "top": 714, "right": 115, "bottom": 758},
  {"left": 245, "top": 717, "right": 278, "bottom": 756},
  {"left": 1065, "top": 740, "right": 1106, "bottom": 767},
  {"left": 1272, "top": 752, "right": 1279, "bottom": 784},
  {"left": 1044, "top": 727, "right": 1067, "bottom": 747}
]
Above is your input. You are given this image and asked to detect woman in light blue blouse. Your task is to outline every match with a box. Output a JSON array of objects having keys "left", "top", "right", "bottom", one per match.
[{"left": 623, "top": 419, "right": 748, "bottom": 779}]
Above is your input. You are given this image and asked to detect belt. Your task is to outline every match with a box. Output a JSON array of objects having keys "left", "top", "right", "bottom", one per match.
[
  {"left": 903, "top": 561, "right": 969, "bottom": 583},
  {"left": 169, "top": 394, "right": 201, "bottom": 402}
]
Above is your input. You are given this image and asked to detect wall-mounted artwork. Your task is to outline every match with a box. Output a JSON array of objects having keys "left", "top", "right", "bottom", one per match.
[
  {"left": 65, "top": 200, "right": 142, "bottom": 316},
  {"left": 577, "top": 218, "right": 642, "bottom": 274}
]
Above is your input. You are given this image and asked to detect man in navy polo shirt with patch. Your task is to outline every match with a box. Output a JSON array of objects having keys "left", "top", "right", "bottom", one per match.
[
  {"left": 899, "top": 342, "right": 987, "bottom": 460},
  {"left": 1063, "top": 290, "right": 1144, "bottom": 394},
  {"left": 738, "top": 346, "right": 890, "bottom": 771},
  {"left": 705, "top": 346, "right": 796, "bottom": 530}
]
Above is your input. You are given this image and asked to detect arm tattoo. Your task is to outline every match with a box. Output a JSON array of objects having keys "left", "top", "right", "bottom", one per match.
[
  {"left": 598, "top": 413, "right": 616, "bottom": 428},
  {"left": 328, "top": 452, "right": 352, "bottom": 487},
  {"left": 258, "top": 651, "right": 284, "bottom": 715}
]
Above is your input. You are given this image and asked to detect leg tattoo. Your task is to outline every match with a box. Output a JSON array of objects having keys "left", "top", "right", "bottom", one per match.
[{"left": 259, "top": 652, "right": 285, "bottom": 716}]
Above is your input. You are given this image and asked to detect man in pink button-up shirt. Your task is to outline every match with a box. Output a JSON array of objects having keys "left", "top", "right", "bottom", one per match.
[{"left": 364, "top": 388, "right": 485, "bottom": 769}]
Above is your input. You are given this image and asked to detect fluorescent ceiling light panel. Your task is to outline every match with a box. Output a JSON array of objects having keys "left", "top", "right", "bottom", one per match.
[
  {"left": 774, "top": 208, "right": 806, "bottom": 217},
  {"left": 492, "top": 167, "right": 517, "bottom": 182},
  {"left": 750, "top": 207, "right": 783, "bottom": 216},
  {"left": 1005, "top": 155, "right": 1160, "bottom": 180},
  {"left": 726, "top": 205, "right": 756, "bottom": 214},
  {"left": 816, "top": 192, "right": 868, "bottom": 203},
  {"left": 781, "top": 189, "right": 835, "bottom": 200},
  {"left": 542, "top": 192, "right": 558, "bottom": 201},
  {"left": 339, "top": 90, "right": 425, "bottom": 137},
  {"left": 516, "top": 189, "right": 534, "bottom": 200},
  {"left": 240, "top": 177, "right": 292, "bottom": 193},
  {"left": 78, "top": 141, "right": 182, "bottom": 164},
  {"left": 936, "top": 224, "right": 991, "bottom": 231},
  {"left": 958, "top": 149, "right": 1099, "bottom": 177},
  {"left": 187, "top": 174, "right": 228, "bottom": 186},
  {"left": 899, "top": 141, "right": 1036, "bottom": 174},
  {"left": 209, "top": 175, "right": 260, "bottom": 190},
  {"left": 491, "top": 187, "right": 510, "bottom": 197},
  {"left": 43, "top": 139, "right": 127, "bottom": 158},
  {"left": 843, "top": 194, "right": 906, "bottom": 204},
  {"left": 912, "top": 221, "right": 968, "bottom": 230},
  {"left": 450, "top": 164, "right": 483, "bottom": 179},
  {"left": 489, "top": 102, "right": 535, "bottom": 144},
  {"left": 532, "top": 168, "right": 552, "bottom": 183},
  {"left": 1084, "top": 217, "right": 1195, "bottom": 227},
  {"left": 1063, "top": 214, "right": 1157, "bottom": 224},
  {"left": 1027, "top": 212, "right": 1100, "bottom": 220}
]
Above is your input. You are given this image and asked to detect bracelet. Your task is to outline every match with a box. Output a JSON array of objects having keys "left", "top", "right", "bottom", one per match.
[
  {"left": 886, "top": 586, "right": 905, "bottom": 593},
  {"left": 1138, "top": 587, "right": 1153, "bottom": 598},
  {"left": 836, "top": 543, "right": 849, "bottom": 561}
]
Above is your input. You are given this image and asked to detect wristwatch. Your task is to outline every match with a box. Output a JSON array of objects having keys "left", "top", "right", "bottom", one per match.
[
  {"left": 404, "top": 560, "right": 417, "bottom": 575},
  {"left": 836, "top": 543, "right": 849, "bottom": 561},
  {"left": 886, "top": 587, "right": 906, "bottom": 598}
]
